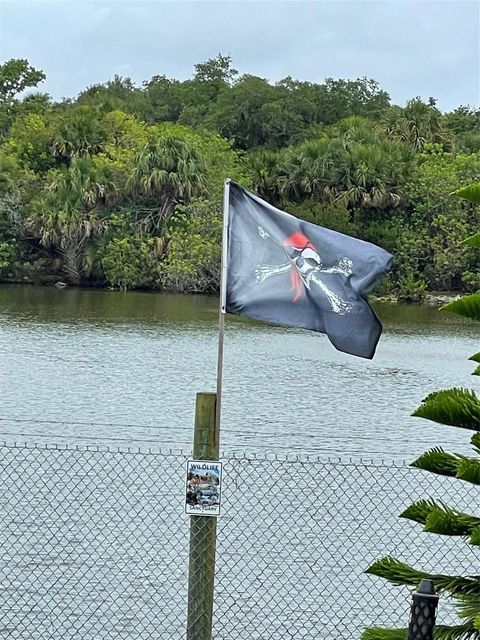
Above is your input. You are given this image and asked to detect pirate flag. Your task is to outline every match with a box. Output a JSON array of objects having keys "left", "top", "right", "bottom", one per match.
[{"left": 225, "top": 182, "right": 393, "bottom": 359}]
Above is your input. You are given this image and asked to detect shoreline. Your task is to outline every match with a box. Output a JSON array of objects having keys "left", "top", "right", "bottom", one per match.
[{"left": 0, "top": 278, "right": 463, "bottom": 306}]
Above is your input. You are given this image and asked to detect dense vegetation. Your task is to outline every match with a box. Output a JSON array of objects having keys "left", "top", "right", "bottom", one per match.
[
  {"left": 1, "top": 55, "right": 479, "bottom": 295},
  {"left": 363, "top": 185, "right": 480, "bottom": 640}
]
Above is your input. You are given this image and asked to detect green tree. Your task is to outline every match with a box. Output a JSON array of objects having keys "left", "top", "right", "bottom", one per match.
[
  {"left": 201, "top": 74, "right": 280, "bottom": 148},
  {"left": 0, "top": 59, "right": 45, "bottom": 103},
  {"left": 320, "top": 77, "right": 390, "bottom": 122},
  {"left": 3, "top": 112, "right": 54, "bottom": 173},
  {"left": 403, "top": 147, "right": 480, "bottom": 291},
  {"left": 246, "top": 148, "right": 284, "bottom": 203},
  {"left": 143, "top": 75, "right": 183, "bottom": 123},
  {"left": 159, "top": 199, "right": 222, "bottom": 293},
  {"left": 51, "top": 106, "right": 108, "bottom": 162},
  {"left": 127, "top": 128, "right": 208, "bottom": 231},
  {"left": 28, "top": 156, "right": 113, "bottom": 284},
  {"left": 362, "top": 184, "right": 480, "bottom": 640},
  {"left": 77, "top": 75, "right": 147, "bottom": 115},
  {"left": 0, "top": 153, "right": 35, "bottom": 279},
  {"left": 277, "top": 120, "right": 414, "bottom": 211},
  {"left": 102, "top": 235, "right": 158, "bottom": 290},
  {"left": 381, "top": 98, "right": 452, "bottom": 152},
  {"left": 0, "top": 59, "right": 48, "bottom": 138}
]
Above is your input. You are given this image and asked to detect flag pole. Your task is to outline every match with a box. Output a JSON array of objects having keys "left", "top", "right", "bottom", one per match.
[
  {"left": 186, "top": 181, "right": 230, "bottom": 640},
  {"left": 215, "top": 178, "right": 231, "bottom": 443}
]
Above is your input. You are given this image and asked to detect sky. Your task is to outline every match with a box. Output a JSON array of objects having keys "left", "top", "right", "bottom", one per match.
[{"left": 0, "top": 0, "right": 479, "bottom": 112}]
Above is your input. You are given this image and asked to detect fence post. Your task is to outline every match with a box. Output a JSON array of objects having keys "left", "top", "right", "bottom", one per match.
[
  {"left": 186, "top": 392, "right": 219, "bottom": 640},
  {"left": 407, "top": 579, "right": 439, "bottom": 640}
]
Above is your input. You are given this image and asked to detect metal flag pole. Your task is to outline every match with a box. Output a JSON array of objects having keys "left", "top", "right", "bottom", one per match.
[
  {"left": 215, "top": 178, "right": 231, "bottom": 444},
  {"left": 186, "top": 179, "right": 230, "bottom": 640}
]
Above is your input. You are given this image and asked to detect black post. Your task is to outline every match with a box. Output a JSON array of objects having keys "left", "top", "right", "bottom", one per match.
[{"left": 407, "top": 579, "right": 439, "bottom": 640}]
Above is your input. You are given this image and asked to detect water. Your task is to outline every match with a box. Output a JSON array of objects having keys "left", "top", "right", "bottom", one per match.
[
  {"left": 0, "top": 285, "right": 476, "bottom": 639},
  {"left": 0, "top": 284, "right": 477, "bottom": 460}
]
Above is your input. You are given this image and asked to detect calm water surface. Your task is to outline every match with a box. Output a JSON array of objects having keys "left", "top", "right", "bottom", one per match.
[{"left": 0, "top": 284, "right": 477, "bottom": 459}]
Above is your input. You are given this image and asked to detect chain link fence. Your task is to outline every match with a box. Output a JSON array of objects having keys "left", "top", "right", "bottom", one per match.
[{"left": 0, "top": 442, "right": 474, "bottom": 639}]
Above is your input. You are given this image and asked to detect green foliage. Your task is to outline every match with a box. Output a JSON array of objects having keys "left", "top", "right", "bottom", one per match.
[
  {"left": 159, "top": 200, "right": 222, "bottom": 293},
  {"left": 453, "top": 183, "right": 480, "bottom": 205},
  {"left": 363, "top": 183, "right": 480, "bottom": 640},
  {"left": 101, "top": 235, "right": 158, "bottom": 290},
  {"left": 366, "top": 557, "right": 478, "bottom": 594},
  {"left": 403, "top": 150, "right": 480, "bottom": 291},
  {"left": 395, "top": 272, "right": 427, "bottom": 304},
  {"left": 283, "top": 200, "right": 357, "bottom": 236},
  {"left": 361, "top": 629, "right": 408, "bottom": 640},
  {"left": 412, "top": 388, "right": 480, "bottom": 430},
  {"left": 51, "top": 106, "right": 109, "bottom": 162},
  {"left": 411, "top": 448, "right": 461, "bottom": 476},
  {"left": 1, "top": 56, "right": 480, "bottom": 296},
  {"left": 0, "top": 239, "right": 16, "bottom": 275},
  {"left": 0, "top": 59, "right": 45, "bottom": 103},
  {"left": 380, "top": 98, "right": 451, "bottom": 151},
  {"left": 77, "top": 75, "right": 147, "bottom": 115},
  {"left": 462, "top": 232, "right": 480, "bottom": 249},
  {"left": 3, "top": 113, "right": 54, "bottom": 172},
  {"left": 443, "top": 292, "right": 480, "bottom": 320},
  {"left": 411, "top": 448, "right": 480, "bottom": 485},
  {"left": 400, "top": 499, "right": 480, "bottom": 537}
]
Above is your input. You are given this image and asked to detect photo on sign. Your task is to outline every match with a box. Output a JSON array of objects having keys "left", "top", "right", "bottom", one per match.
[{"left": 185, "top": 460, "right": 222, "bottom": 517}]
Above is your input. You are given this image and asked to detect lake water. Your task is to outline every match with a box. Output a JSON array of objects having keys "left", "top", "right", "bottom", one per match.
[
  {"left": 0, "top": 284, "right": 476, "bottom": 639},
  {"left": 0, "top": 284, "right": 477, "bottom": 460}
]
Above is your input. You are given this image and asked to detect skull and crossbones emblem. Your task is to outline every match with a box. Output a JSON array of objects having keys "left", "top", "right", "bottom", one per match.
[{"left": 255, "top": 227, "right": 354, "bottom": 315}]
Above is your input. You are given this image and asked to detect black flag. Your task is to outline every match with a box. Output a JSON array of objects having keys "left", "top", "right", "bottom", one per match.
[{"left": 225, "top": 182, "right": 393, "bottom": 359}]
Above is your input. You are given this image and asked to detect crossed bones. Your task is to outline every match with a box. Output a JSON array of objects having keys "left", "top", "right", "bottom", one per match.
[{"left": 254, "top": 226, "right": 354, "bottom": 315}]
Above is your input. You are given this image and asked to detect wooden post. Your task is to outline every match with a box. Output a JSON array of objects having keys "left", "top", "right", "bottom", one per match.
[{"left": 186, "top": 392, "right": 219, "bottom": 640}]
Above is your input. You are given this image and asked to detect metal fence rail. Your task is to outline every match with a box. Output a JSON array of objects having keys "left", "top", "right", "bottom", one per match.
[{"left": 0, "top": 442, "right": 474, "bottom": 639}]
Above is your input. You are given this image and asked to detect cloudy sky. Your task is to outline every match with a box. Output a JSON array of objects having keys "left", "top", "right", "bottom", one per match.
[{"left": 1, "top": 0, "right": 479, "bottom": 111}]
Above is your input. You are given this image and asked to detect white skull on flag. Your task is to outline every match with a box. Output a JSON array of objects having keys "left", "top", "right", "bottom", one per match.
[{"left": 254, "top": 226, "right": 353, "bottom": 315}]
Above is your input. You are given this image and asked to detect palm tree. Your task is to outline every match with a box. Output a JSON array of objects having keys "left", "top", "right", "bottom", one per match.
[
  {"left": 280, "top": 129, "right": 412, "bottom": 211},
  {"left": 127, "top": 132, "right": 208, "bottom": 232},
  {"left": 278, "top": 137, "right": 338, "bottom": 202},
  {"left": 51, "top": 106, "right": 108, "bottom": 163},
  {"left": 246, "top": 149, "right": 283, "bottom": 203},
  {"left": 28, "top": 156, "right": 112, "bottom": 283},
  {"left": 380, "top": 100, "right": 452, "bottom": 152}
]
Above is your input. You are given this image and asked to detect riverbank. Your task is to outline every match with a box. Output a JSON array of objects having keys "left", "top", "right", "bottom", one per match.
[
  {"left": 372, "top": 291, "right": 461, "bottom": 306},
  {"left": 0, "top": 278, "right": 463, "bottom": 307}
]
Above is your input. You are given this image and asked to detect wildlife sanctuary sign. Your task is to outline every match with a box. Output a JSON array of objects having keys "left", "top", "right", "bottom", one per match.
[{"left": 185, "top": 460, "right": 223, "bottom": 517}]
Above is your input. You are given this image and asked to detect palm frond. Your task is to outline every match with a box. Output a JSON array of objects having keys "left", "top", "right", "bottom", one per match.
[
  {"left": 411, "top": 449, "right": 480, "bottom": 485},
  {"left": 456, "top": 458, "right": 480, "bottom": 485},
  {"left": 462, "top": 232, "right": 480, "bottom": 249},
  {"left": 366, "top": 557, "right": 479, "bottom": 595},
  {"left": 452, "top": 183, "right": 480, "bottom": 205},
  {"left": 469, "top": 527, "right": 480, "bottom": 546},
  {"left": 434, "top": 623, "right": 480, "bottom": 639},
  {"left": 442, "top": 293, "right": 480, "bottom": 322},
  {"left": 412, "top": 388, "right": 480, "bottom": 431},
  {"left": 411, "top": 448, "right": 460, "bottom": 477},
  {"left": 400, "top": 499, "right": 480, "bottom": 536},
  {"left": 363, "top": 626, "right": 479, "bottom": 640},
  {"left": 471, "top": 433, "right": 480, "bottom": 455},
  {"left": 361, "top": 629, "right": 407, "bottom": 640}
]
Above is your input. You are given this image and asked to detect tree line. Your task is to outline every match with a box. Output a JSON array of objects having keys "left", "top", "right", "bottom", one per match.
[{"left": 0, "top": 55, "right": 479, "bottom": 297}]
